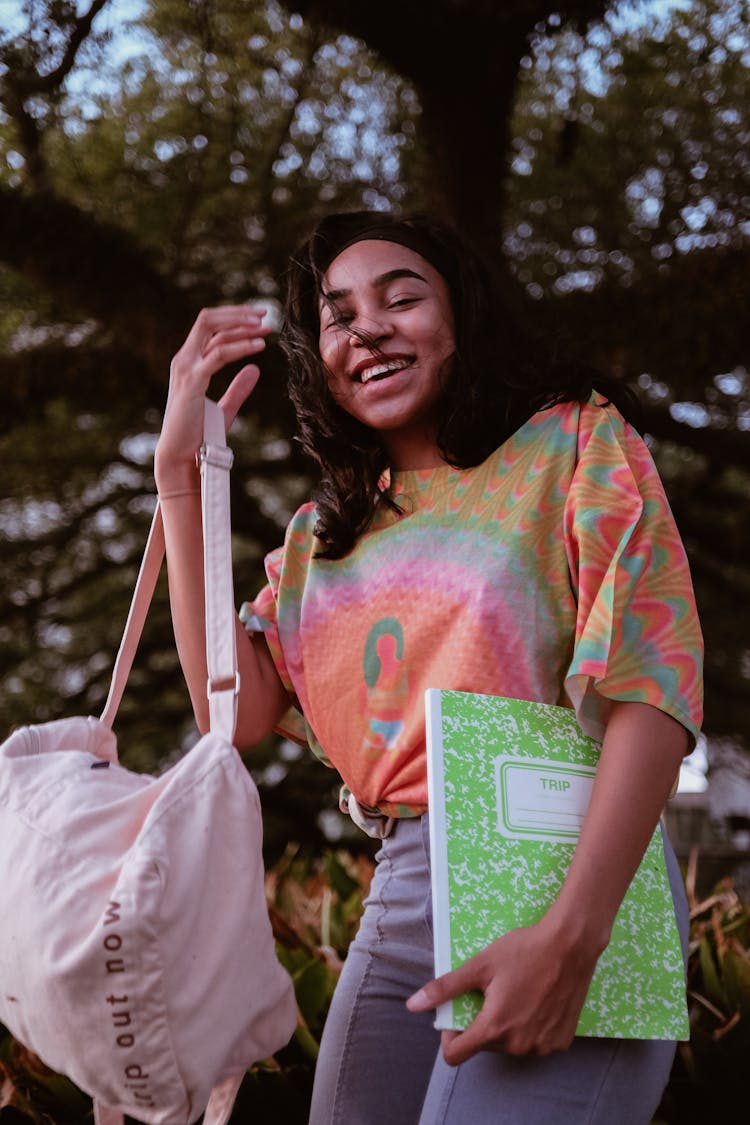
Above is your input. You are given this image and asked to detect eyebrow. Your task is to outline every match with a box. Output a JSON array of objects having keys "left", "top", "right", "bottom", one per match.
[{"left": 321, "top": 268, "right": 428, "bottom": 303}]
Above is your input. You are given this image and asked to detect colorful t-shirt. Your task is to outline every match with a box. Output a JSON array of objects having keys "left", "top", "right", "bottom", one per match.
[{"left": 240, "top": 395, "right": 704, "bottom": 817}]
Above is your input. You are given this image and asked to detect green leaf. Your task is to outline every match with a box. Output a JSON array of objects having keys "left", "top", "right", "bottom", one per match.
[
  {"left": 721, "top": 947, "right": 750, "bottom": 1016},
  {"left": 324, "top": 853, "right": 361, "bottom": 902},
  {"left": 697, "top": 937, "right": 729, "bottom": 1010},
  {"left": 292, "top": 1022, "right": 320, "bottom": 1062},
  {"left": 291, "top": 959, "right": 336, "bottom": 1031}
]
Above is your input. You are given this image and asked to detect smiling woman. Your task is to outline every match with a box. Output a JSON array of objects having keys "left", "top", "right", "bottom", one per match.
[
  {"left": 281, "top": 210, "right": 612, "bottom": 559},
  {"left": 317, "top": 240, "right": 455, "bottom": 468},
  {"left": 155, "top": 209, "right": 703, "bottom": 1125}
]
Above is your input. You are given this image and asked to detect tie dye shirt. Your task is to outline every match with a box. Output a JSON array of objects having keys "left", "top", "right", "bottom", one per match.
[{"left": 240, "top": 394, "right": 703, "bottom": 817}]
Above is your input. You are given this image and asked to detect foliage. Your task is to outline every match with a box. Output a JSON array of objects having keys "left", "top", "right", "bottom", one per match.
[
  {"left": 655, "top": 851, "right": 750, "bottom": 1123},
  {"left": 2, "top": 1, "right": 749, "bottom": 1118},
  {"left": 508, "top": 1, "right": 750, "bottom": 302},
  {"left": 1, "top": 0, "right": 748, "bottom": 801},
  {"left": 1, "top": 2, "right": 748, "bottom": 783},
  {"left": 3, "top": 849, "right": 750, "bottom": 1123},
  {"left": 503, "top": 0, "right": 750, "bottom": 745},
  {"left": 0, "top": 0, "right": 421, "bottom": 851}
]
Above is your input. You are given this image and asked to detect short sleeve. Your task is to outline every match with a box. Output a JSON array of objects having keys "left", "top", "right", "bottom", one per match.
[
  {"left": 563, "top": 400, "right": 703, "bottom": 747},
  {"left": 239, "top": 517, "right": 332, "bottom": 763}
]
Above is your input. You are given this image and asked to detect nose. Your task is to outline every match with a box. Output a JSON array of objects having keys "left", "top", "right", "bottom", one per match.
[{"left": 348, "top": 314, "right": 393, "bottom": 348}]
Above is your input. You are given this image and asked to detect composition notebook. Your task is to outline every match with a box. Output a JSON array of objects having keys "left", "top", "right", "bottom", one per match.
[{"left": 425, "top": 689, "right": 689, "bottom": 1040}]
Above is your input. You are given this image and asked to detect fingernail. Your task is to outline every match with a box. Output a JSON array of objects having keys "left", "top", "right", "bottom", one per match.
[{"left": 406, "top": 989, "right": 430, "bottom": 1011}]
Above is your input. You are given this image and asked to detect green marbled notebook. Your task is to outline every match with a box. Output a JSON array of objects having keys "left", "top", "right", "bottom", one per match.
[{"left": 425, "top": 689, "right": 688, "bottom": 1040}]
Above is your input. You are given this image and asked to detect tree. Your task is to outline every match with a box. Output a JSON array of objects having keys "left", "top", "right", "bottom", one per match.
[
  {"left": 1, "top": 0, "right": 748, "bottom": 851},
  {"left": 501, "top": 1, "right": 750, "bottom": 753},
  {"left": 1, "top": 0, "right": 419, "bottom": 852}
]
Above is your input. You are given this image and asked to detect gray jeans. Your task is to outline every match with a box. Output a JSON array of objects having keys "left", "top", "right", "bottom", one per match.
[{"left": 308, "top": 815, "right": 688, "bottom": 1125}]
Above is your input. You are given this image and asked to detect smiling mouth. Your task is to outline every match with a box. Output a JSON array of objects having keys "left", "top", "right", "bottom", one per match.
[{"left": 356, "top": 358, "right": 412, "bottom": 385}]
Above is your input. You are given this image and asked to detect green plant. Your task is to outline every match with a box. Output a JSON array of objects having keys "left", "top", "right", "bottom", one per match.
[
  {"left": 6, "top": 847, "right": 749, "bottom": 1124},
  {"left": 266, "top": 845, "right": 374, "bottom": 1062},
  {"left": 656, "top": 850, "right": 750, "bottom": 1124},
  {"left": 0, "top": 1030, "right": 92, "bottom": 1122}
]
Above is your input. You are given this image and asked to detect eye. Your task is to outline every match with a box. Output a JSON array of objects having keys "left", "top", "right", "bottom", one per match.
[
  {"left": 388, "top": 296, "right": 420, "bottom": 310},
  {"left": 323, "top": 309, "right": 353, "bottom": 330}
]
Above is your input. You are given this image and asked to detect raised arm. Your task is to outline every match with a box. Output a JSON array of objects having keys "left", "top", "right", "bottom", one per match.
[{"left": 154, "top": 306, "right": 290, "bottom": 748}]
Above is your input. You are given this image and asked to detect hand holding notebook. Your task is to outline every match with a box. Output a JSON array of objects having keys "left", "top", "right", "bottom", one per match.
[{"left": 411, "top": 690, "right": 689, "bottom": 1056}]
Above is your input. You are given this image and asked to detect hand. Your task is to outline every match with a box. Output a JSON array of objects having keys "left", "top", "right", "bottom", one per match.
[
  {"left": 155, "top": 305, "right": 272, "bottom": 490},
  {"left": 406, "top": 915, "right": 602, "bottom": 1065}
]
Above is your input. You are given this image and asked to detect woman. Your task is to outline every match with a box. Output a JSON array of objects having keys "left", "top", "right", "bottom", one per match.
[{"left": 155, "top": 212, "right": 703, "bottom": 1124}]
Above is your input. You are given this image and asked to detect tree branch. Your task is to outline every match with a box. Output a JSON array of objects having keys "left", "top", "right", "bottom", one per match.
[
  {"left": 642, "top": 400, "right": 750, "bottom": 471},
  {"left": 10, "top": 0, "right": 111, "bottom": 98},
  {"left": 546, "top": 242, "right": 750, "bottom": 392},
  {"left": 1, "top": 342, "right": 158, "bottom": 433},
  {"left": 0, "top": 185, "right": 196, "bottom": 376},
  {"left": 0, "top": 0, "right": 111, "bottom": 189}
]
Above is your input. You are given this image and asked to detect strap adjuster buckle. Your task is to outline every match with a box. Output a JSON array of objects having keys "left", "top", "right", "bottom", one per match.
[
  {"left": 197, "top": 443, "right": 234, "bottom": 471},
  {"left": 207, "top": 671, "right": 241, "bottom": 699}
]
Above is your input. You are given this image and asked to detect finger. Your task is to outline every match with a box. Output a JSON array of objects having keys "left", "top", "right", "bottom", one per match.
[
  {"left": 220, "top": 365, "right": 261, "bottom": 429},
  {"left": 200, "top": 330, "right": 271, "bottom": 365},
  {"left": 199, "top": 335, "right": 267, "bottom": 375},
  {"left": 245, "top": 302, "right": 270, "bottom": 322},
  {"left": 196, "top": 304, "right": 268, "bottom": 327},
  {"left": 199, "top": 333, "right": 269, "bottom": 369},
  {"left": 183, "top": 305, "right": 268, "bottom": 354},
  {"left": 440, "top": 1013, "right": 494, "bottom": 1067},
  {"left": 406, "top": 959, "right": 483, "bottom": 1013},
  {"left": 200, "top": 323, "right": 273, "bottom": 353},
  {"left": 441, "top": 1031, "right": 476, "bottom": 1067}
]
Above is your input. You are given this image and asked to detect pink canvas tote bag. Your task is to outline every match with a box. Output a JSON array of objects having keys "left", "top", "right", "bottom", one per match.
[{"left": 0, "top": 400, "right": 297, "bottom": 1125}]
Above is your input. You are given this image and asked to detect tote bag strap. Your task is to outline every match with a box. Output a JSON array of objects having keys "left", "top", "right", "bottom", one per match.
[
  {"left": 200, "top": 399, "right": 239, "bottom": 743},
  {"left": 96, "top": 400, "right": 245, "bottom": 1125},
  {"left": 100, "top": 397, "right": 238, "bottom": 744},
  {"left": 93, "top": 1073, "right": 243, "bottom": 1125},
  {"left": 99, "top": 503, "right": 165, "bottom": 731}
]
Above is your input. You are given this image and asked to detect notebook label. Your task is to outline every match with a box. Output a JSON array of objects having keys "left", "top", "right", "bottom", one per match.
[{"left": 495, "top": 757, "right": 596, "bottom": 843}]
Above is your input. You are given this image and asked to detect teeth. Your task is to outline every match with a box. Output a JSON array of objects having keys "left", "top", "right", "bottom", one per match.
[{"left": 359, "top": 360, "right": 408, "bottom": 384}]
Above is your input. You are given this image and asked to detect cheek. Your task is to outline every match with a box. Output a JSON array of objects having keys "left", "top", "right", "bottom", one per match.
[
  {"left": 425, "top": 305, "right": 456, "bottom": 357},
  {"left": 430, "top": 324, "right": 456, "bottom": 370},
  {"left": 319, "top": 332, "right": 347, "bottom": 375},
  {"left": 321, "top": 357, "right": 349, "bottom": 404}
]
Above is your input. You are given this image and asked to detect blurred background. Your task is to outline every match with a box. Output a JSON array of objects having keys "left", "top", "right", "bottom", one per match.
[{"left": 1, "top": 0, "right": 748, "bottom": 875}]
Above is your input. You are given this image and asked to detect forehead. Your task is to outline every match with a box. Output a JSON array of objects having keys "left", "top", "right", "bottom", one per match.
[{"left": 320, "top": 239, "right": 439, "bottom": 297}]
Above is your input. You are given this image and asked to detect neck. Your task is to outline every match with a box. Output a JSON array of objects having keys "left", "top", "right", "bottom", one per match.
[{"left": 383, "top": 430, "right": 447, "bottom": 471}]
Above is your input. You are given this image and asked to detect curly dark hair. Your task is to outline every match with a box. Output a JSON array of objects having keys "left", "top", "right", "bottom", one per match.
[{"left": 280, "top": 210, "right": 640, "bottom": 559}]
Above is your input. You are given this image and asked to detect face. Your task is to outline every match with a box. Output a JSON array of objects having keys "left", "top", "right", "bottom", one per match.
[{"left": 318, "top": 239, "right": 456, "bottom": 469}]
